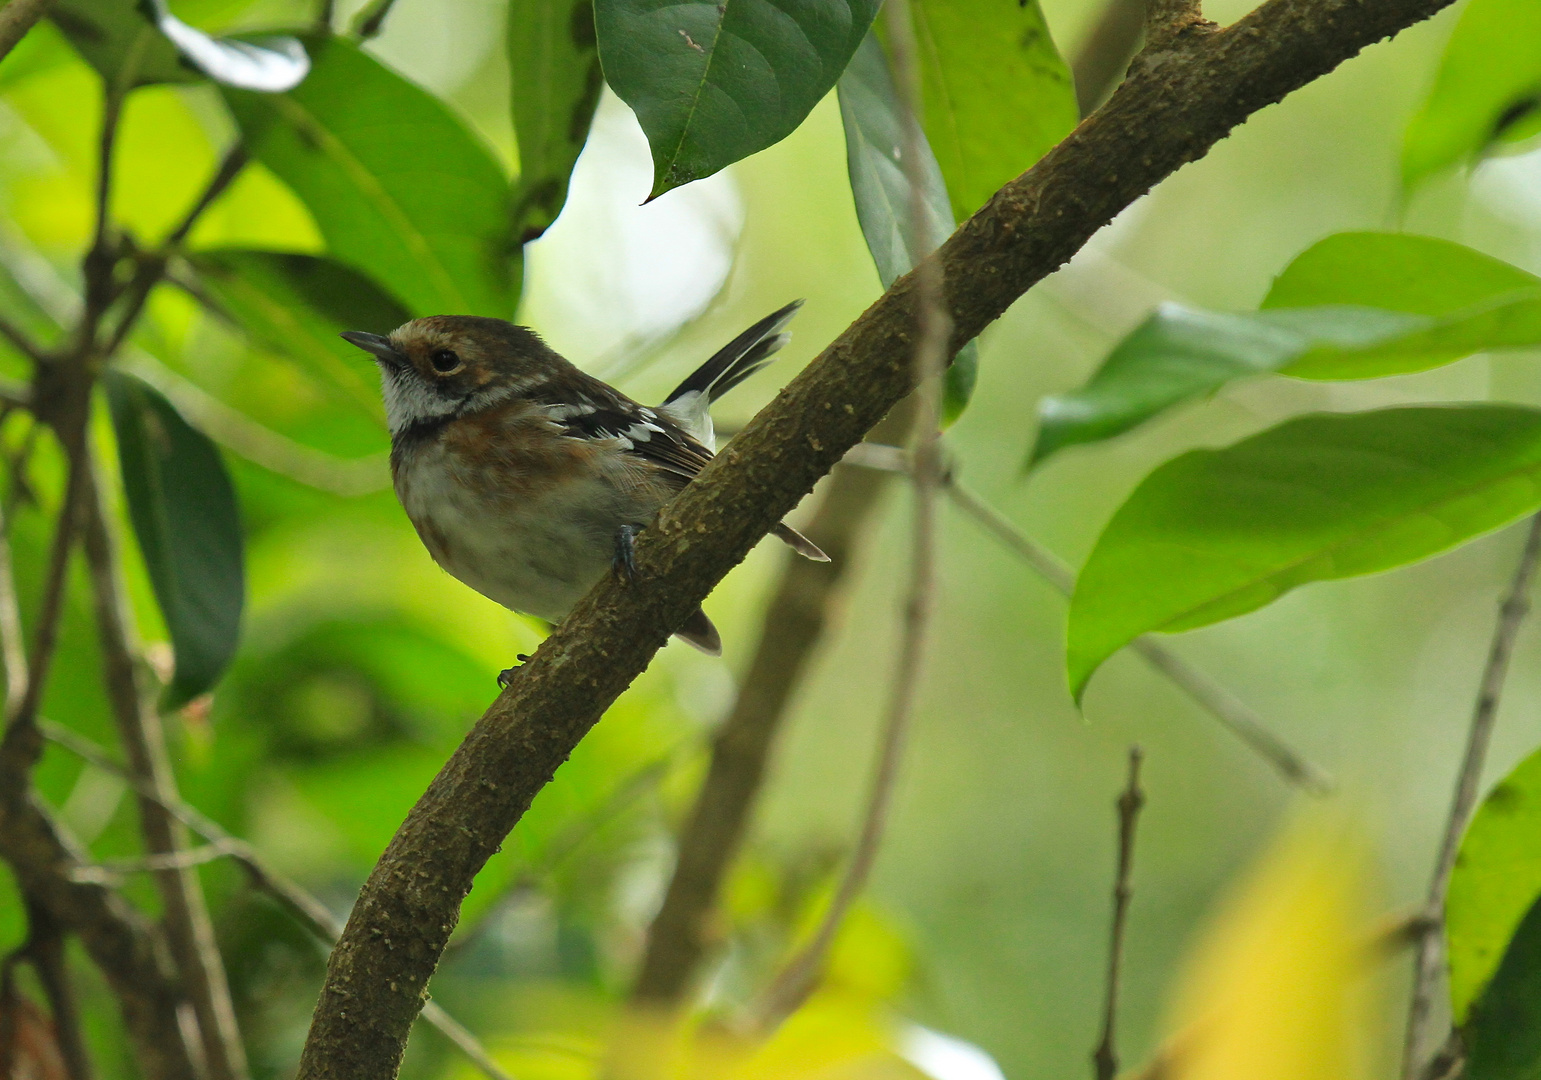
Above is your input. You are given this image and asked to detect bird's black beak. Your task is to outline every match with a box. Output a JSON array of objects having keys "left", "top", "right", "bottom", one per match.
[{"left": 340, "top": 331, "right": 406, "bottom": 366}]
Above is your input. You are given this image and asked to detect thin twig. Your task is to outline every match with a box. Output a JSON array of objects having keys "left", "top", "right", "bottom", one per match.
[
  {"left": 745, "top": 3, "right": 949, "bottom": 1033},
  {"left": 1093, "top": 747, "right": 1145, "bottom": 1080},
  {"left": 0, "top": 0, "right": 53, "bottom": 64},
  {"left": 0, "top": 500, "right": 29, "bottom": 717},
  {"left": 1403, "top": 511, "right": 1541, "bottom": 1078},
  {"left": 69, "top": 845, "right": 233, "bottom": 883},
  {"left": 39, "top": 720, "right": 518, "bottom": 1080},
  {"left": 7, "top": 414, "right": 87, "bottom": 731},
  {"left": 79, "top": 454, "right": 250, "bottom": 1080},
  {"left": 839, "top": 445, "right": 1333, "bottom": 793}
]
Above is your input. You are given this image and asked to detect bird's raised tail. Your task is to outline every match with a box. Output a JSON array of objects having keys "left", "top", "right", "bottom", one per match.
[
  {"left": 659, "top": 300, "right": 828, "bottom": 565},
  {"left": 658, "top": 300, "right": 804, "bottom": 448}
]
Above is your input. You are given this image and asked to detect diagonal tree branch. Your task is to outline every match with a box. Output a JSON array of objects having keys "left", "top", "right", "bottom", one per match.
[{"left": 297, "top": 1, "right": 1463, "bottom": 1074}]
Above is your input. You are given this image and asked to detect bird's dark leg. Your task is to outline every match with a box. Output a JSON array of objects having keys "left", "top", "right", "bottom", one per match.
[
  {"left": 497, "top": 654, "right": 532, "bottom": 689},
  {"left": 614, "top": 523, "right": 640, "bottom": 582}
]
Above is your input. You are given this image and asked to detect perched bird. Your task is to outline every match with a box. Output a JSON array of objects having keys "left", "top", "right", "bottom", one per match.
[{"left": 341, "top": 301, "right": 826, "bottom": 679}]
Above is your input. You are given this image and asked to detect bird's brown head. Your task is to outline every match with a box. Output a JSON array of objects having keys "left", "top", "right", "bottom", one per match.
[{"left": 341, "top": 316, "right": 570, "bottom": 435}]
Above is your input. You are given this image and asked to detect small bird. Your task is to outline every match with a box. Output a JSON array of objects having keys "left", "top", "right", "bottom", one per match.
[{"left": 341, "top": 301, "right": 827, "bottom": 680}]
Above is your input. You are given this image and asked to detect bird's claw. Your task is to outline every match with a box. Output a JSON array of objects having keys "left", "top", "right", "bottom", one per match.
[
  {"left": 614, "top": 523, "right": 640, "bottom": 582},
  {"left": 497, "top": 653, "right": 532, "bottom": 689}
]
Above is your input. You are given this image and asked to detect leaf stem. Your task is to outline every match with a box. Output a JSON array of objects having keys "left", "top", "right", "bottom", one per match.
[
  {"left": 38, "top": 720, "right": 516, "bottom": 1080},
  {"left": 745, "top": 0, "right": 948, "bottom": 1032},
  {"left": 1402, "top": 511, "right": 1541, "bottom": 1077}
]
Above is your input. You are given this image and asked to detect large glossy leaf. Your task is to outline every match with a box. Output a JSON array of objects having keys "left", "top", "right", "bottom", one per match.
[
  {"left": 223, "top": 37, "right": 513, "bottom": 317},
  {"left": 1402, "top": 0, "right": 1541, "bottom": 190},
  {"left": 1067, "top": 406, "right": 1541, "bottom": 700},
  {"left": 105, "top": 370, "right": 244, "bottom": 708},
  {"left": 902, "top": 0, "right": 1076, "bottom": 222},
  {"left": 1030, "top": 234, "right": 1541, "bottom": 467},
  {"left": 52, "top": 0, "right": 307, "bottom": 91},
  {"left": 837, "top": 30, "right": 976, "bottom": 424},
  {"left": 509, "top": 0, "right": 603, "bottom": 246},
  {"left": 187, "top": 249, "right": 407, "bottom": 416},
  {"left": 595, "top": 0, "right": 881, "bottom": 198},
  {"left": 1449, "top": 746, "right": 1541, "bottom": 1025},
  {"left": 1465, "top": 891, "right": 1541, "bottom": 1080}
]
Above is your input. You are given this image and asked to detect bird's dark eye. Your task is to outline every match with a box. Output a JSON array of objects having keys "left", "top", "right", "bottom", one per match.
[{"left": 430, "top": 348, "right": 460, "bottom": 373}]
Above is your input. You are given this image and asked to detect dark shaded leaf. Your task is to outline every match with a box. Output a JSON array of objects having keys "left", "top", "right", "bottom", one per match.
[
  {"left": 1067, "top": 406, "right": 1541, "bottom": 700},
  {"left": 1402, "top": 0, "right": 1541, "bottom": 190},
  {"left": 1466, "top": 890, "right": 1541, "bottom": 1079},
  {"left": 1030, "top": 234, "right": 1541, "bottom": 466},
  {"left": 596, "top": 0, "right": 881, "bottom": 198},
  {"left": 838, "top": 30, "right": 977, "bottom": 424},
  {"left": 106, "top": 370, "right": 244, "bottom": 708},
  {"left": 508, "top": 0, "right": 603, "bottom": 246},
  {"left": 902, "top": 0, "right": 1076, "bottom": 221},
  {"left": 187, "top": 249, "right": 406, "bottom": 416},
  {"left": 1449, "top": 745, "right": 1541, "bottom": 1025},
  {"left": 223, "top": 36, "right": 513, "bottom": 317}
]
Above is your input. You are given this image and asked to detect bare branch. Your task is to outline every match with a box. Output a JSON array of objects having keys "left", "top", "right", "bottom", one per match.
[
  {"left": 38, "top": 720, "right": 517, "bottom": 1080},
  {"left": 0, "top": 0, "right": 53, "bottom": 64},
  {"left": 295, "top": 0, "right": 1463, "bottom": 1072},
  {"left": 0, "top": 733, "right": 197, "bottom": 1079},
  {"left": 1403, "top": 511, "right": 1541, "bottom": 1077},
  {"left": 1093, "top": 748, "right": 1145, "bottom": 1080},
  {"left": 79, "top": 454, "right": 250, "bottom": 1080}
]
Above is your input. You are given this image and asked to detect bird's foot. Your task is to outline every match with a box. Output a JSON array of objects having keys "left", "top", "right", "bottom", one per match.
[
  {"left": 496, "top": 654, "right": 532, "bottom": 689},
  {"left": 614, "top": 523, "right": 640, "bottom": 582}
]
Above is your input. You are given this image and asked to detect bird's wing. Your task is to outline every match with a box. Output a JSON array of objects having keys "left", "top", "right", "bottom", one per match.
[
  {"left": 538, "top": 382, "right": 712, "bottom": 485},
  {"left": 657, "top": 299, "right": 803, "bottom": 448}
]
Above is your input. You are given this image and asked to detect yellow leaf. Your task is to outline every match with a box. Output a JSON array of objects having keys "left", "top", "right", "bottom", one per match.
[{"left": 1152, "top": 816, "right": 1379, "bottom": 1080}]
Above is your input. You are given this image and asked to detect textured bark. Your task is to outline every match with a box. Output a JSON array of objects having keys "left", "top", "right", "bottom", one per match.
[{"left": 297, "top": 1, "right": 1461, "bottom": 1074}]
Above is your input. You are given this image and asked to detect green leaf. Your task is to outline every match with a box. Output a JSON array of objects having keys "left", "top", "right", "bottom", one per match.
[
  {"left": 1449, "top": 746, "right": 1541, "bottom": 1026},
  {"left": 595, "top": 0, "right": 881, "bottom": 198},
  {"left": 1030, "top": 234, "right": 1541, "bottom": 467},
  {"left": 902, "top": 0, "right": 1076, "bottom": 222},
  {"left": 509, "top": 0, "right": 603, "bottom": 245},
  {"left": 1067, "top": 406, "right": 1541, "bottom": 700},
  {"left": 1402, "top": 0, "right": 1541, "bottom": 190},
  {"left": 105, "top": 370, "right": 245, "bottom": 708},
  {"left": 1466, "top": 890, "right": 1541, "bottom": 1079},
  {"left": 1262, "top": 232, "right": 1541, "bottom": 316},
  {"left": 187, "top": 249, "right": 406, "bottom": 417},
  {"left": 223, "top": 36, "right": 513, "bottom": 317},
  {"left": 837, "top": 29, "right": 977, "bottom": 424}
]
